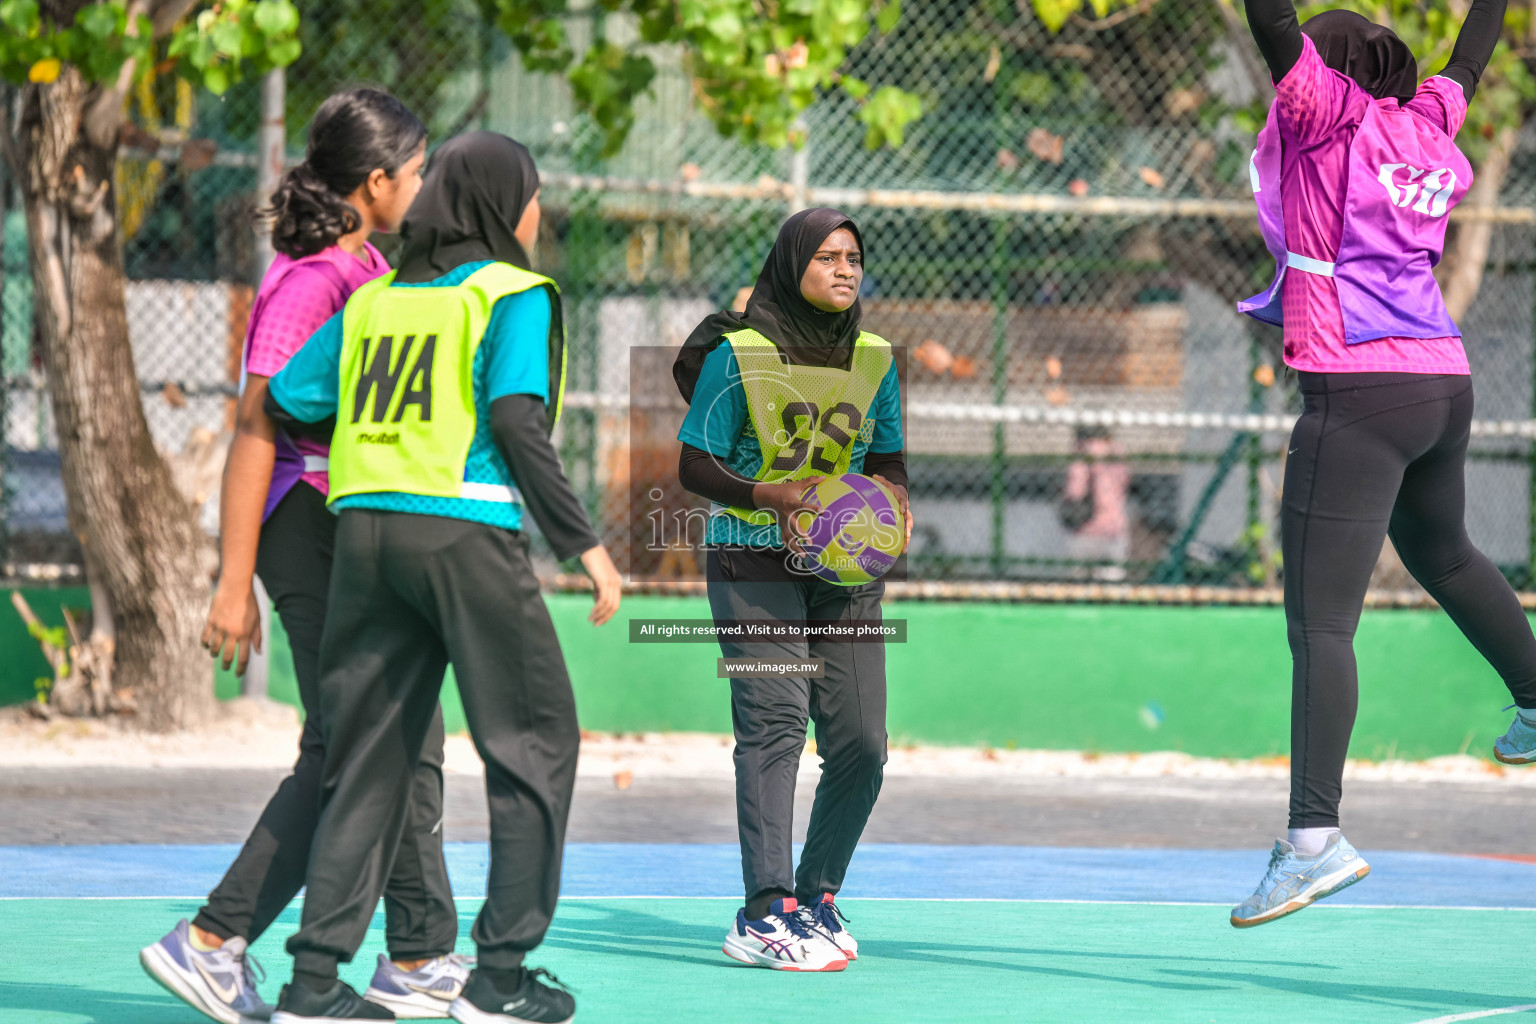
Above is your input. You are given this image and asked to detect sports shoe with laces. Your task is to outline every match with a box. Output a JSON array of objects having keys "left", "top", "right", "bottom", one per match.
[
  {"left": 721, "top": 897, "right": 848, "bottom": 972},
  {"left": 270, "top": 979, "right": 394, "bottom": 1023},
  {"left": 448, "top": 967, "right": 575, "bottom": 1024},
  {"left": 139, "top": 918, "right": 274, "bottom": 1023},
  {"left": 805, "top": 894, "right": 858, "bottom": 960},
  {"left": 1230, "top": 832, "right": 1370, "bottom": 928},
  {"left": 364, "top": 954, "right": 473, "bottom": 1018},
  {"left": 1494, "top": 706, "right": 1536, "bottom": 764}
]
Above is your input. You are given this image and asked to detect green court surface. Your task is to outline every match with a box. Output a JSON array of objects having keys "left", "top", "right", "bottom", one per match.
[{"left": 5, "top": 897, "right": 1536, "bottom": 1023}]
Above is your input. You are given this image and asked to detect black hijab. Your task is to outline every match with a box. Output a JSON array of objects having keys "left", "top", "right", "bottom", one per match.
[
  {"left": 673, "top": 208, "right": 864, "bottom": 403},
  {"left": 1302, "top": 10, "right": 1419, "bottom": 105},
  {"left": 394, "top": 131, "right": 538, "bottom": 284}
]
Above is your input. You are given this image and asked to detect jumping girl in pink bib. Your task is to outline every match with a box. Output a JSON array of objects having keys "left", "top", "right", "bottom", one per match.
[{"left": 1229, "top": 0, "right": 1536, "bottom": 927}]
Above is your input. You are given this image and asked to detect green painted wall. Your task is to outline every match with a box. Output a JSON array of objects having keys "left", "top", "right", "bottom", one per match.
[
  {"left": 530, "top": 596, "right": 1514, "bottom": 762},
  {"left": 5, "top": 590, "right": 1520, "bottom": 761}
]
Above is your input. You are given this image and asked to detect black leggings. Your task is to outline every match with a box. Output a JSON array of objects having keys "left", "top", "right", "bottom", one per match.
[
  {"left": 194, "top": 483, "right": 457, "bottom": 959},
  {"left": 1284, "top": 372, "right": 1536, "bottom": 828}
]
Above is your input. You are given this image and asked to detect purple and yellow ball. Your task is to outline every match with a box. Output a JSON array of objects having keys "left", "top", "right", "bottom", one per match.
[{"left": 795, "top": 473, "right": 906, "bottom": 586}]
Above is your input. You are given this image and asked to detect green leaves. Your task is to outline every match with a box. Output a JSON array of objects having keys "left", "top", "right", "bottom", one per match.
[
  {"left": 0, "top": 1, "right": 139, "bottom": 87},
  {"left": 167, "top": 0, "right": 303, "bottom": 95},
  {"left": 567, "top": 41, "right": 657, "bottom": 156},
  {"left": 252, "top": 0, "right": 299, "bottom": 38},
  {"left": 0, "top": 1, "right": 301, "bottom": 95},
  {"left": 856, "top": 84, "right": 923, "bottom": 148},
  {"left": 704, "top": 7, "right": 745, "bottom": 43},
  {"left": 1034, "top": 0, "right": 1079, "bottom": 33},
  {"left": 0, "top": 0, "right": 40, "bottom": 35},
  {"left": 497, "top": 1, "right": 573, "bottom": 73},
  {"left": 77, "top": 3, "right": 124, "bottom": 41},
  {"left": 490, "top": 0, "right": 921, "bottom": 156},
  {"left": 1023, "top": 0, "right": 1137, "bottom": 33},
  {"left": 25, "top": 619, "right": 67, "bottom": 650}
]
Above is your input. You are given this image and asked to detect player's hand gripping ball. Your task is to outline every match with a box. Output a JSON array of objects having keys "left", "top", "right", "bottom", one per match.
[{"left": 793, "top": 473, "right": 906, "bottom": 585}]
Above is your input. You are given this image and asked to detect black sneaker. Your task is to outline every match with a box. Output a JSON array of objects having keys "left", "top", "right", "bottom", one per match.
[
  {"left": 270, "top": 979, "right": 395, "bottom": 1023},
  {"left": 449, "top": 967, "right": 575, "bottom": 1024}
]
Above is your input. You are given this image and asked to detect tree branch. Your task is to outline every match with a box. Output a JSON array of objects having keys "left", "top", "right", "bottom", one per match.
[
  {"left": 148, "top": 0, "right": 201, "bottom": 38},
  {"left": 1438, "top": 124, "right": 1519, "bottom": 320},
  {"left": 0, "top": 88, "right": 21, "bottom": 179},
  {"left": 1213, "top": 0, "right": 1272, "bottom": 101},
  {"left": 80, "top": 1, "right": 144, "bottom": 149},
  {"left": 41, "top": 0, "right": 95, "bottom": 28},
  {"left": 1071, "top": 0, "right": 1159, "bottom": 33}
]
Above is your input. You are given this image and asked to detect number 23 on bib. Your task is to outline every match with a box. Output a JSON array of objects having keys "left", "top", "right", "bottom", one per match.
[{"left": 720, "top": 327, "right": 892, "bottom": 528}]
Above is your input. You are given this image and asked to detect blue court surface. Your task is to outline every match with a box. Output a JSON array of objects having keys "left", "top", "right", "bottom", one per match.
[{"left": 5, "top": 843, "right": 1536, "bottom": 1022}]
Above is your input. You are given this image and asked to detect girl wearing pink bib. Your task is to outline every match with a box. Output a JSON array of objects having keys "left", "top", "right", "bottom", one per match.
[{"left": 1228, "top": 0, "right": 1536, "bottom": 929}]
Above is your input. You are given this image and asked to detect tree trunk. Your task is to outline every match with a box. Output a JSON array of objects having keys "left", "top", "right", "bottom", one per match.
[
  {"left": 12, "top": 67, "right": 212, "bottom": 730},
  {"left": 1438, "top": 125, "right": 1519, "bottom": 322}
]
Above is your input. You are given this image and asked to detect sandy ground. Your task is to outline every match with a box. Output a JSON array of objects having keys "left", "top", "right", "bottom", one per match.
[{"left": 2, "top": 699, "right": 1531, "bottom": 786}]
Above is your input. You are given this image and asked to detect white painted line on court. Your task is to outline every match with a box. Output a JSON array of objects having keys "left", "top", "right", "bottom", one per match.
[
  {"left": 557, "top": 897, "right": 1536, "bottom": 912},
  {"left": 8, "top": 895, "right": 1536, "bottom": 913},
  {"left": 1407, "top": 1005, "right": 1536, "bottom": 1024}
]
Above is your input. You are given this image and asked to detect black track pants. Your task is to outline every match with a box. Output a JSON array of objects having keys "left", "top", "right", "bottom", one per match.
[
  {"left": 706, "top": 546, "right": 888, "bottom": 904},
  {"left": 1284, "top": 372, "right": 1536, "bottom": 828},
  {"left": 194, "top": 484, "right": 456, "bottom": 959},
  {"left": 287, "top": 511, "right": 579, "bottom": 978}
]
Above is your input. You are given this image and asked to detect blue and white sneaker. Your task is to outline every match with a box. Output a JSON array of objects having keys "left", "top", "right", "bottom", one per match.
[
  {"left": 1230, "top": 834, "right": 1370, "bottom": 928},
  {"left": 140, "top": 918, "right": 274, "bottom": 1023},
  {"left": 806, "top": 894, "right": 858, "bottom": 960},
  {"left": 364, "top": 954, "right": 472, "bottom": 1019},
  {"left": 1494, "top": 708, "right": 1536, "bottom": 764},
  {"left": 722, "top": 897, "right": 848, "bottom": 972}
]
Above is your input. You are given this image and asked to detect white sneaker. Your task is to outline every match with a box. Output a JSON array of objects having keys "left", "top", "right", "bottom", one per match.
[
  {"left": 804, "top": 894, "right": 858, "bottom": 960},
  {"left": 1230, "top": 834, "right": 1370, "bottom": 928},
  {"left": 721, "top": 897, "right": 848, "bottom": 972},
  {"left": 139, "top": 919, "right": 273, "bottom": 1023},
  {"left": 364, "top": 953, "right": 472, "bottom": 1018}
]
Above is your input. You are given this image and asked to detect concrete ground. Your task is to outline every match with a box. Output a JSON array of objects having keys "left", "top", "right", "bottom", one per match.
[{"left": 5, "top": 766, "right": 1533, "bottom": 853}]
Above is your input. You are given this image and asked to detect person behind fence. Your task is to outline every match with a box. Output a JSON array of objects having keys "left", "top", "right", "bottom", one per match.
[
  {"left": 261, "top": 132, "right": 622, "bottom": 1024},
  {"left": 672, "top": 208, "right": 911, "bottom": 972},
  {"left": 1228, "top": 0, "right": 1536, "bottom": 928},
  {"left": 1058, "top": 425, "right": 1130, "bottom": 581},
  {"left": 137, "top": 87, "right": 472, "bottom": 1024}
]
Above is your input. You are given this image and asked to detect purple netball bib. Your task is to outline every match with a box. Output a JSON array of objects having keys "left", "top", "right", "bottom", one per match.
[{"left": 1239, "top": 98, "right": 1471, "bottom": 344}]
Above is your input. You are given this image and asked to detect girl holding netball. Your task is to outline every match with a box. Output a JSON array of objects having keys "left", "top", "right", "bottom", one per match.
[{"left": 674, "top": 208, "right": 910, "bottom": 971}]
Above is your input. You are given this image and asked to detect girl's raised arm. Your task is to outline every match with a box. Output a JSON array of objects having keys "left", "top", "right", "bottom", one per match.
[
  {"left": 1244, "top": 0, "right": 1305, "bottom": 82},
  {"left": 1439, "top": 0, "right": 1508, "bottom": 100}
]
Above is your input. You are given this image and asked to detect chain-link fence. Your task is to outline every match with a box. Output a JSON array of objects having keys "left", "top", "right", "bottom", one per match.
[{"left": 3, "top": 0, "right": 1535, "bottom": 593}]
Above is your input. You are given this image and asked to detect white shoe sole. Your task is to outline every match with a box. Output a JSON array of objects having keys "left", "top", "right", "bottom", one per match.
[
  {"left": 447, "top": 994, "right": 574, "bottom": 1024},
  {"left": 1230, "top": 861, "right": 1371, "bottom": 928},
  {"left": 721, "top": 933, "right": 848, "bottom": 972},
  {"left": 364, "top": 985, "right": 456, "bottom": 1018},
  {"left": 139, "top": 943, "right": 251, "bottom": 1024}
]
